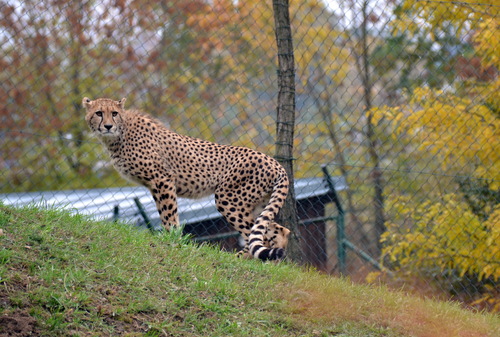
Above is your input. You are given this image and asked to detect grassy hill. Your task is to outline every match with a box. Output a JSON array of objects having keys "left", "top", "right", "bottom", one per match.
[{"left": 0, "top": 203, "right": 498, "bottom": 337}]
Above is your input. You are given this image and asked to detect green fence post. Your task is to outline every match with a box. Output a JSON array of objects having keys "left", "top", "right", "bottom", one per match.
[
  {"left": 321, "top": 166, "right": 346, "bottom": 275},
  {"left": 133, "top": 197, "right": 155, "bottom": 232},
  {"left": 336, "top": 206, "right": 346, "bottom": 275},
  {"left": 113, "top": 205, "right": 119, "bottom": 222}
]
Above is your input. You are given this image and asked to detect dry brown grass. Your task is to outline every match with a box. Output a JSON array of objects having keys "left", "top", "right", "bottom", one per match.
[{"left": 284, "top": 272, "right": 499, "bottom": 337}]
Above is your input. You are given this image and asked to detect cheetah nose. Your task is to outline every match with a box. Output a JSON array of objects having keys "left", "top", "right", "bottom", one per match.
[{"left": 104, "top": 124, "right": 113, "bottom": 131}]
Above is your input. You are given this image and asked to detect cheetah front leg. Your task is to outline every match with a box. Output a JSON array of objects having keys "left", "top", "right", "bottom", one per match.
[
  {"left": 214, "top": 187, "right": 255, "bottom": 257},
  {"left": 149, "top": 177, "right": 180, "bottom": 230}
]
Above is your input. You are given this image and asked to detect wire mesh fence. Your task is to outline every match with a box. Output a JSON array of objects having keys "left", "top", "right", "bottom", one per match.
[{"left": 1, "top": 0, "right": 499, "bottom": 311}]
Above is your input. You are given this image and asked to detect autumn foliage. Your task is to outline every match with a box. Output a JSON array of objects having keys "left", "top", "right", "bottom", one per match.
[
  {"left": 371, "top": 1, "right": 500, "bottom": 311},
  {"left": 0, "top": 0, "right": 498, "bottom": 311}
]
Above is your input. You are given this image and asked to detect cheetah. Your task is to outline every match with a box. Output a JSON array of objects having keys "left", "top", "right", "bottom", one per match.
[{"left": 83, "top": 97, "right": 290, "bottom": 260}]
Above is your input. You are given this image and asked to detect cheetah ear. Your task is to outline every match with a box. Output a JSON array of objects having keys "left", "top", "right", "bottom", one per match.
[
  {"left": 117, "top": 98, "right": 126, "bottom": 109},
  {"left": 82, "top": 97, "right": 92, "bottom": 109}
]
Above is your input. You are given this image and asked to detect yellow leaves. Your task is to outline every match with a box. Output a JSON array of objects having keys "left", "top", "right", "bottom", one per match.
[
  {"left": 290, "top": 2, "right": 350, "bottom": 88},
  {"left": 234, "top": 0, "right": 276, "bottom": 61},
  {"left": 391, "top": 13, "right": 419, "bottom": 37},
  {"left": 475, "top": 18, "right": 500, "bottom": 69},
  {"left": 382, "top": 194, "right": 500, "bottom": 284},
  {"left": 384, "top": 83, "right": 500, "bottom": 191},
  {"left": 400, "top": 0, "right": 499, "bottom": 36},
  {"left": 367, "top": 106, "right": 403, "bottom": 126},
  {"left": 365, "top": 271, "right": 382, "bottom": 284},
  {"left": 471, "top": 288, "right": 500, "bottom": 312}
]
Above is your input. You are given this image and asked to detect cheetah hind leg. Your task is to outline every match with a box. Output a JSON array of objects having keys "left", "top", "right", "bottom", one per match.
[{"left": 247, "top": 171, "right": 289, "bottom": 261}]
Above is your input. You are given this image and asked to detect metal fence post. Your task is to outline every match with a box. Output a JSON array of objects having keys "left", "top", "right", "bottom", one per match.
[
  {"left": 322, "top": 166, "right": 346, "bottom": 274},
  {"left": 133, "top": 197, "right": 156, "bottom": 232},
  {"left": 113, "top": 205, "right": 119, "bottom": 222}
]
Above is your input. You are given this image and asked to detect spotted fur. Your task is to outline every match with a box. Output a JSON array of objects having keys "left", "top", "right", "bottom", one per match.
[{"left": 83, "top": 97, "right": 290, "bottom": 260}]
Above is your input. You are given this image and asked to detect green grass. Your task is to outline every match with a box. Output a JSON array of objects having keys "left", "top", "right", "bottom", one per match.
[{"left": 0, "top": 203, "right": 498, "bottom": 337}]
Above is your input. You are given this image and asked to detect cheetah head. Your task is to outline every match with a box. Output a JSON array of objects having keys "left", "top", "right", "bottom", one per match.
[{"left": 83, "top": 97, "right": 126, "bottom": 139}]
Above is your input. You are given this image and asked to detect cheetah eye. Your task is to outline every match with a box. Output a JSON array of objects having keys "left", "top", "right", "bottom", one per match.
[
  {"left": 95, "top": 111, "right": 103, "bottom": 117},
  {"left": 112, "top": 111, "right": 118, "bottom": 117}
]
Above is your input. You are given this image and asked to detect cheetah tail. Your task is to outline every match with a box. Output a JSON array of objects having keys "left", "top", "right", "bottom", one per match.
[{"left": 248, "top": 170, "right": 289, "bottom": 261}]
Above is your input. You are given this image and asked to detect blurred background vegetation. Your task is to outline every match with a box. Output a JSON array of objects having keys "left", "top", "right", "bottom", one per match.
[{"left": 0, "top": 0, "right": 498, "bottom": 312}]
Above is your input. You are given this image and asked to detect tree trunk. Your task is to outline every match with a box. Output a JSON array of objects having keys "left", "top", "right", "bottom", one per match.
[
  {"left": 272, "top": 0, "right": 301, "bottom": 262},
  {"left": 305, "top": 62, "right": 371, "bottom": 250},
  {"left": 360, "top": 0, "right": 385, "bottom": 255}
]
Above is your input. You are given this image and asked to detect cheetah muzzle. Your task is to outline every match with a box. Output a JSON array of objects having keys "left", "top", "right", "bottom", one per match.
[{"left": 83, "top": 97, "right": 291, "bottom": 261}]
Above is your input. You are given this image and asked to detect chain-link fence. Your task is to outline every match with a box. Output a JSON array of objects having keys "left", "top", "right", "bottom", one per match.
[{"left": 1, "top": 0, "right": 498, "bottom": 312}]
